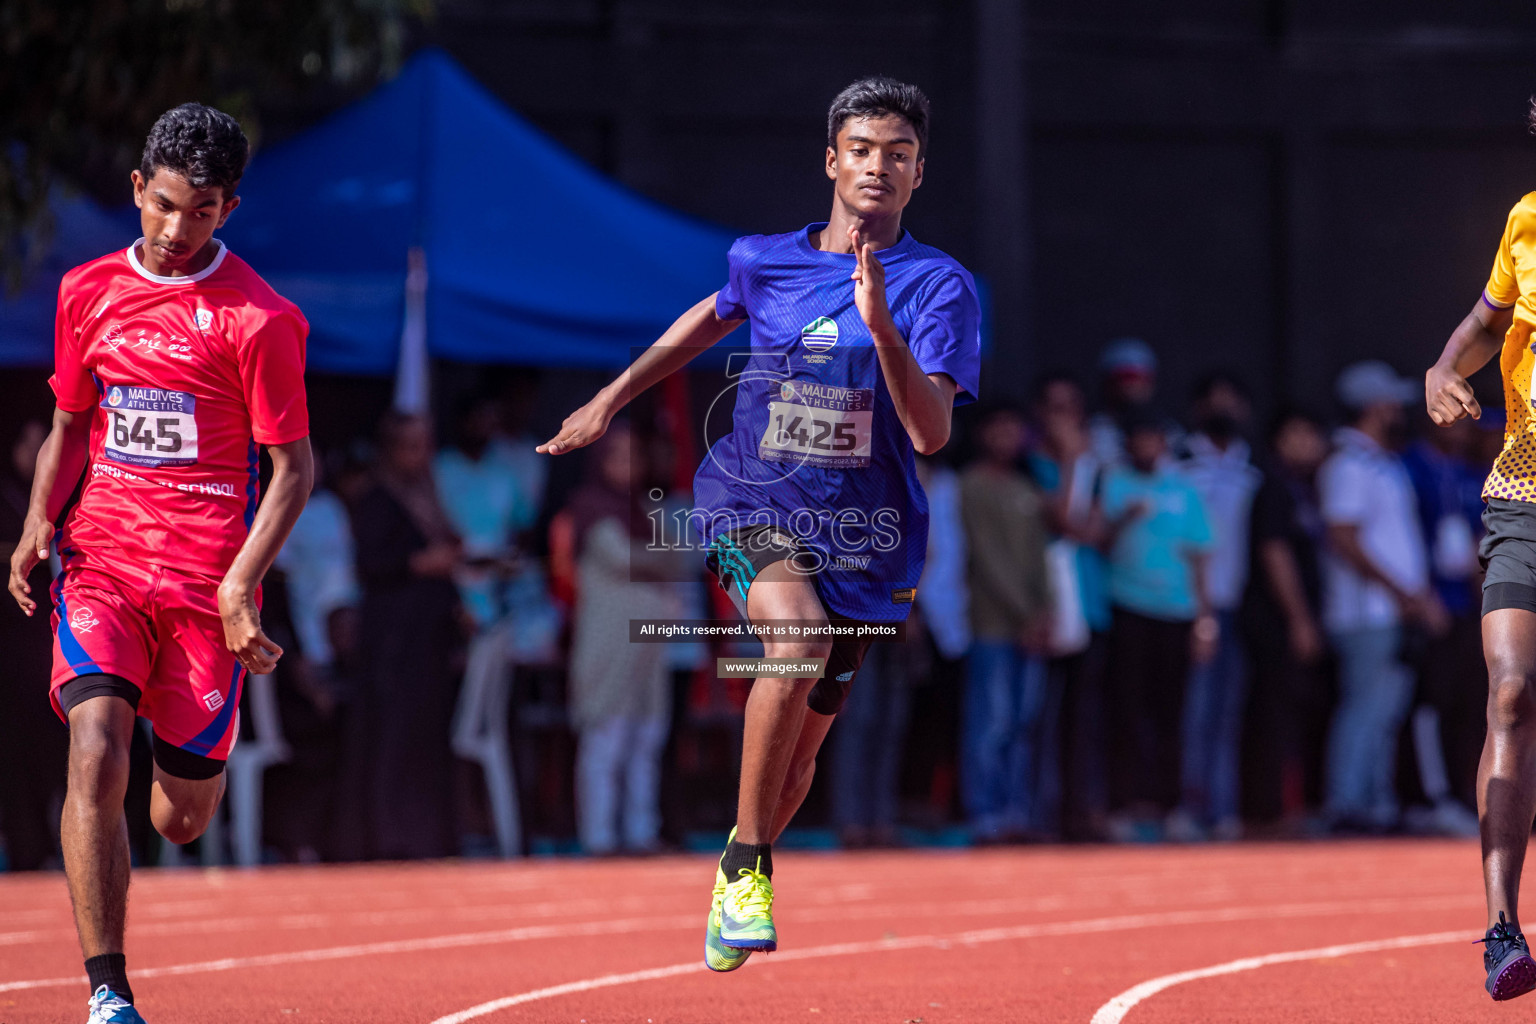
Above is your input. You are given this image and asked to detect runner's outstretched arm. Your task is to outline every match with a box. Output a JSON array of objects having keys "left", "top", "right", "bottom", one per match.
[
  {"left": 217, "top": 437, "right": 314, "bottom": 675},
  {"left": 848, "top": 226, "right": 957, "bottom": 454},
  {"left": 8, "top": 405, "right": 91, "bottom": 615},
  {"left": 538, "top": 294, "right": 744, "bottom": 455},
  {"left": 1427, "top": 297, "right": 1512, "bottom": 425}
]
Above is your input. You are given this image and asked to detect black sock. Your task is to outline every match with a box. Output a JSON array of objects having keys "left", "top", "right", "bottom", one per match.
[
  {"left": 721, "top": 839, "right": 773, "bottom": 879},
  {"left": 85, "top": 953, "right": 132, "bottom": 1003}
]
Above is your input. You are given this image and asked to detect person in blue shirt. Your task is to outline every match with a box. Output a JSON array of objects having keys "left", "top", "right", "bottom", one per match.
[
  {"left": 1400, "top": 413, "right": 1486, "bottom": 831},
  {"left": 538, "top": 77, "right": 981, "bottom": 969}
]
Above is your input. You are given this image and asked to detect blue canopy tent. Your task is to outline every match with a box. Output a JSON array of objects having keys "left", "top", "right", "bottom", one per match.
[
  {"left": 219, "top": 49, "right": 739, "bottom": 375},
  {"left": 0, "top": 195, "right": 137, "bottom": 367},
  {"left": 0, "top": 52, "right": 986, "bottom": 375}
]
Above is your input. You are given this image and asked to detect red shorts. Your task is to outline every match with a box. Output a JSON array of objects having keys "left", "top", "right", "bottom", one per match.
[{"left": 50, "top": 547, "right": 247, "bottom": 761}]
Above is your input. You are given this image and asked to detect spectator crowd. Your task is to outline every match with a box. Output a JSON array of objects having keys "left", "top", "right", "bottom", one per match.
[
  {"left": 0, "top": 338, "right": 1500, "bottom": 867},
  {"left": 943, "top": 341, "right": 1490, "bottom": 845}
]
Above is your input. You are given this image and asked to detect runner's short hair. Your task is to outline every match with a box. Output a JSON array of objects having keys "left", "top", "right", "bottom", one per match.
[
  {"left": 827, "top": 77, "right": 930, "bottom": 156},
  {"left": 141, "top": 103, "right": 249, "bottom": 194}
]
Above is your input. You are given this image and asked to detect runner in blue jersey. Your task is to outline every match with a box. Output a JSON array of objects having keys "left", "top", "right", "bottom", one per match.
[{"left": 538, "top": 76, "right": 981, "bottom": 969}]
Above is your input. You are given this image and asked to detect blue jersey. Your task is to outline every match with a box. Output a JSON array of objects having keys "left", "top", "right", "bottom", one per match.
[{"left": 692, "top": 223, "right": 982, "bottom": 621}]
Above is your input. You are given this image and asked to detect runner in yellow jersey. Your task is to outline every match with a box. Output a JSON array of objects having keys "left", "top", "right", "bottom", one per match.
[{"left": 1427, "top": 186, "right": 1536, "bottom": 1001}]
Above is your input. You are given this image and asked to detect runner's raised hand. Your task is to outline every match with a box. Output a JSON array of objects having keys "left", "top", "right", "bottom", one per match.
[{"left": 849, "top": 226, "right": 894, "bottom": 337}]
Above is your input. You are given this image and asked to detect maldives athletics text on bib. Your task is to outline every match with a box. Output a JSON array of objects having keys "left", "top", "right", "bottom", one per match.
[
  {"left": 759, "top": 380, "right": 875, "bottom": 468},
  {"left": 101, "top": 384, "right": 199, "bottom": 468}
]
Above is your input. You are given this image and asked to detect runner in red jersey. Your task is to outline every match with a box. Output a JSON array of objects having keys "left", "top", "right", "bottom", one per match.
[{"left": 6, "top": 104, "right": 313, "bottom": 1024}]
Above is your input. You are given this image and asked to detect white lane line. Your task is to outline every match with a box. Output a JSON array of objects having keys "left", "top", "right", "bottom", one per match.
[
  {"left": 0, "top": 895, "right": 695, "bottom": 947},
  {"left": 430, "top": 932, "right": 1058, "bottom": 1024},
  {"left": 0, "top": 915, "right": 696, "bottom": 993},
  {"left": 421, "top": 901, "right": 1477, "bottom": 1024},
  {"left": 0, "top": 894, "right": 1474, "bottom": 999},
  {"left": 0, "top": 864, "right": 768, "bottom": 939},
  {"left": 428, "top": 963, "right": 707, "bottom": 1024},
  {"left": 0, "top": 887, "right": 1471, "bottom": 950},
  {"left": 1088, "top": 930, "right": 1472, "bottom": 1024}
]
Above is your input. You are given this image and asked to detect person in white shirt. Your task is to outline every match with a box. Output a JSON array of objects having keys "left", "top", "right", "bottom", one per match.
[
  {"left": 1174, "top": 374, "right": 1262, "bottom": 841},
  {"left": 435, "top": 397, "right": 532, "bottom": 626},
  {"left": 1319, "top": 361, "right": 1447, "bottom": 831},
  {"left": 275, "top": 448, "right": 358, "bottom": 672}
]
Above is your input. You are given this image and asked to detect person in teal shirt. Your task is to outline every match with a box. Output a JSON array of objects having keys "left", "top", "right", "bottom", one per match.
[
  {"left": 1103, "top": 427, "right": 1214, "bottom": 621},
  {"left": 1100, "top": 413, "right": 1215, "bottom": 837}
]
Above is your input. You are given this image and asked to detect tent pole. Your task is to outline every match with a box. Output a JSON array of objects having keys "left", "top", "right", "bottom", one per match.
[{"left": 393, "top": 245, "right": 430, "bottom": 414}]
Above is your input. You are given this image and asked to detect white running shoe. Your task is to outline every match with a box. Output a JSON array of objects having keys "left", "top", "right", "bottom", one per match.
[{"left": 87, "top": 985, "right": 146, "bottom": 1024}]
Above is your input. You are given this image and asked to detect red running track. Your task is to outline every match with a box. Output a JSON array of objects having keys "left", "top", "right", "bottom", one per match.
[{"left": 0, "top": 839, "right": 1497, "bottom": 1023}]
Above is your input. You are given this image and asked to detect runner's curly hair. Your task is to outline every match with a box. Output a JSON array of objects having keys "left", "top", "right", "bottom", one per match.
[{"left": 140, "top": 103, "right": 249, "bottom": 194}]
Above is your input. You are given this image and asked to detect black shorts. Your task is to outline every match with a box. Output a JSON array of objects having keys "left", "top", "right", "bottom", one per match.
[
  {"left": 705, "top": 524, "right": 877, "bottom": 716},
  {"left": 57, "top": 673, "right": 227, "bottom": 781},
  {"left": 1481, "top": 498, "right": 1536, "bottom": 616}
]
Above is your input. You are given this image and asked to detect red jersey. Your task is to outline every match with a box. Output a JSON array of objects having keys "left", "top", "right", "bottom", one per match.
[{"left": 50, "top": 239, "right": 309, "bottom": 577}]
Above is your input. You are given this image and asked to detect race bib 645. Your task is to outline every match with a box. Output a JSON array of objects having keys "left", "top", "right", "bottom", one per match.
[{"left": 100, "top": 385, "right": 199, "bottom": 468}]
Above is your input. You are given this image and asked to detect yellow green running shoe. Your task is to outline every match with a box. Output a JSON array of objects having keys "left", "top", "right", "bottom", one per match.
[
  {"left": 719, "top": 857, "right": 777, "bottom": 952},
  {"left": 705, "top": 829, "right": 752, "bottom": 972}
]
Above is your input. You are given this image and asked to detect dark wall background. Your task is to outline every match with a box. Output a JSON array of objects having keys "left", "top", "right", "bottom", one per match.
[{"left": 425, "top": 0, "right": 1536, "bottom": 417}]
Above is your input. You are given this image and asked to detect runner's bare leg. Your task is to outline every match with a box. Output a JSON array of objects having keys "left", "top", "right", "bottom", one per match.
[
  {"left": 150, "top": 769, "right": 226, "bottom": 845},
  {"left": 737, "top": 561, "right": 832, "bottom": 845},
  {"left": 772, "top": 710, "right": 836, "bottom": 841},
  {"left": 1479, "top": 608, "right": 1536, "bottom": 930},
  {"left": 61, "top": 696, "right": 135, "bottom": 958}
]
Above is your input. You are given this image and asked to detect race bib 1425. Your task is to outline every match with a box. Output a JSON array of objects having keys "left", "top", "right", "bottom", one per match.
[
  {"left": 100, "top": 385, "right": 199, "bottom": 468},
  {"left": 758, "top": 382, "right": 874, "bottom": 469}
]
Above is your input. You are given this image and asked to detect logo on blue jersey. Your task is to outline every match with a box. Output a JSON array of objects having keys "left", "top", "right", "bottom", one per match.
[{"left": 800, "top": 316, "right": 838, "bottom": 352}]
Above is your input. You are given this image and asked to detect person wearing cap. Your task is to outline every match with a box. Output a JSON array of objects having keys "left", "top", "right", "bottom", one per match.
[
  {"left": 1089, "top": 338, "right": 1181, "bottom": 466},
  {"left": 1318, "top": 361, "right": 1444, "bottom": 838},
  {"left": 1425, "top": 183, "right": 1536, "bottom": 1001}
]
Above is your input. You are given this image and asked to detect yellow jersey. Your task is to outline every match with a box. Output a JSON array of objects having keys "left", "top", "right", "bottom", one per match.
[{"left": 1482, "top": 192, "right": 1536, "bottom": 501}]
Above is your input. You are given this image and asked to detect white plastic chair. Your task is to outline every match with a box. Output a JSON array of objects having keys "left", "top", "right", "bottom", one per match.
[
  {"left": 211, "top": 672, "right": 290, "bottom": 866},
  {"left": 452, "top": 621, "right": 522, "bottom": 857}
]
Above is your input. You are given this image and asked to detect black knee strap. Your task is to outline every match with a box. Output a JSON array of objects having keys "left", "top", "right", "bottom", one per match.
[
  {"left": 1485, "top": 582, "right": 1536, "bottom": 617},
  {"left": 152, "top": 733, "right": 225, "bottom": 781},
  {"left": 808, "top": 662, "right": 861, "bottom": 715},
  {"left": 58, "top": 673, "right": 140, "bottom": 716},
  {"left": 806, "top": 627, "right": 879, "bottom": 715}
]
